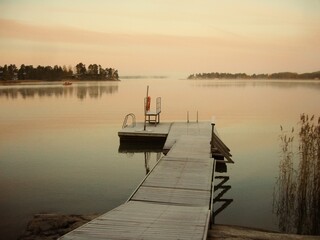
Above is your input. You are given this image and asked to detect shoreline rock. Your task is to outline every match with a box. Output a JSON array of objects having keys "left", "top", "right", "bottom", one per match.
[
  {"left": 18, "top": 213, "right": 320, "bottom": 240},
  {"left": 18, "top": 213, "right": 99, "bottom": 240}
]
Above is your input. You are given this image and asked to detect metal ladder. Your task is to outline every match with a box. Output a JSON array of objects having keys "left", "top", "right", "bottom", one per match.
[{"left": 122, "top": 113, "right": 136, "bottom": 128}]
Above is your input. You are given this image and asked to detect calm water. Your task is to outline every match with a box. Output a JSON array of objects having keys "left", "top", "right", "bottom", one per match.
[{"left": 0, "top": 78, "right": 319, "bottom": 239}]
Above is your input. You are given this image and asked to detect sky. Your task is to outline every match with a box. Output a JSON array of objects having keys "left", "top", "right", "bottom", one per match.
[{"left": 0, "top": 0, "right": 319, "bottom": 75}]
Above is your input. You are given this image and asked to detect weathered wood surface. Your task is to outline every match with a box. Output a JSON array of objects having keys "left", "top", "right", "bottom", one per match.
[
  {"left": 163, "top": 122, "right": 211, "bottom": 152},
  {"left": 131, "top": 155, "right": 213, "bottom": 207},
  {"left": 60, "top": 122, "right": 214, "bottom": 240},
  {"left": 23, "top": 214, "right": 320, "bottom": 240},
  {"left": 139, "top": 156, "right": 213, "bottom": 191},
  {"left": 131, "top": 186, "right": 211, "bottom": 206},
  {"left": 168, "top": 135, "right": 211, "bottom": 160},
  {"left": 60, "top": 202, "right": 210, "bottom": 240}
]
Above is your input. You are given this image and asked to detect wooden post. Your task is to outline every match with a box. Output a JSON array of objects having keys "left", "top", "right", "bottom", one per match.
[
  {"left": 144, "top": 86, "right": 149, "bottom": 131},
  {"left": 197, "top": 111, "right": 199, "bottom": 123},
  {"left": 187, "top": 111, "right": 189, "bottom": 123},
  {"left": 211, "top": 116, "right": 216, "bottom": 150}
]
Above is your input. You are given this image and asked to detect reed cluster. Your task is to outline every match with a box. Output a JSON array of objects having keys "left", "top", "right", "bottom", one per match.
[{"left": 274, "top": 114, "right": 320, "bottom": 235}]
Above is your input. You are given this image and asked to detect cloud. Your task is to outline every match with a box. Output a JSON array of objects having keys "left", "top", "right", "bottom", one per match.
[
  {"left": 1, "top": 16, "right": 319, "bottom": 74},
  {"left": 2, "top": 17, "right": 317, "bottom": 53},
  {"left": 0, "top": 18, "right": 249, "bottom": 49}
]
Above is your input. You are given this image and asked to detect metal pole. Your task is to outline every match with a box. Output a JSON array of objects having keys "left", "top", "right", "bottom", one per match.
[
  {"left": 187, "top": 111, "right": 189, "bottom": 123},
  {"left": 197, "top": 111, "right": 199, "bottom": 123},
  {"left": 144, "top": 85, "right": 149, "bottom": 131},
  {"left": 210, "top": 116, "right": 216, "bottom": 228},
  {"left": 211, "top": 116, "right": 216, "bottom": 149}
]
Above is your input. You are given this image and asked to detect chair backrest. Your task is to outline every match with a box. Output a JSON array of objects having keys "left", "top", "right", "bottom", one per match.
[
  {"left": 156, "top": 97, "right": 161, "bottom": 113},
  {"left": 144, "top": 97, "right": 161, "bottom": 113}
]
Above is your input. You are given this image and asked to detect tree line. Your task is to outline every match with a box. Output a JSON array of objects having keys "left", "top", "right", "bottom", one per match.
[
  {"left": 74, "top": 63, "right": 119, "bottom": 80},
  {"left": 188, "top": 71, "right": 320, "bottom": 80},
  {"left": 0, "top": 63, "right": 119, "bottom": 81}
]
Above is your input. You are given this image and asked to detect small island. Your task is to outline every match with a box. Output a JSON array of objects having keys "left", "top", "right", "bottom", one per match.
[
  {"left": 188, "top": 71, "right": 320, "bottom": 80},
  {"left": 0, "top": 62, "right": 120, "bottom": 81}
]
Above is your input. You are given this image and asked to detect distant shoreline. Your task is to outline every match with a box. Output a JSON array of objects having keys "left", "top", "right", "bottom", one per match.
[
  {"left": 187, "top": 71, "right": 320, "bottom": 80},
  {"left": 186, "top": 78, "right": 320, "bottom": 81},
  {"left": 0, "top": 63, "right": 120, "bottom": 82},
  {"left": 0, "top": 79, "right": 120, "bottom": 85}
]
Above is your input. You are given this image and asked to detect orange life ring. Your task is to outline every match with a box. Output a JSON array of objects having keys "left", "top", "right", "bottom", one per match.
[{"left": 146, "top": 96, "right": 151, "bottom": 111}]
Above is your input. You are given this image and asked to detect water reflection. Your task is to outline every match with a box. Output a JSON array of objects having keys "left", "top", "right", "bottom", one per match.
[
  {"left": 144, "top": 152, "right": 151, "bottom": 174},
  {"left": 130, "top": 151, "right": 162, "bottom": 175},
  {"left": 143, "top": 152, "right": 162, "bottom": 174},
  {"left": 211, "top": 158, "right": 233, "bottom": 225},
  {"left": 118, "top": 142, "right": 164, "bottom": 154},
  {"left": 118, "top": 142, "right": 163, "bottom": 175},
  {"left": 273, "top": 114, "right": 320, "bottom": 235},
  {"left": 212, "top": 175, "right": 233, "bottom": 225},
  {"left": 0, "top": 83, "right": 118, "bottom": 99}
]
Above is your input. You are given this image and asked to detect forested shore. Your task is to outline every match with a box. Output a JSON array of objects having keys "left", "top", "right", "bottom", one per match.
[
  {"left": 0, "top": 63, "right": 119, "bottom": 81},
  {"left": 188, "top": 71, "right": 320, "bottom": 80}
]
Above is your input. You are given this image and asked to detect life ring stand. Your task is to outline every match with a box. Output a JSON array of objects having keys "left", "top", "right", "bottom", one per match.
[{"left": 146, "top": 96, "right": 151, "bottom": 111}]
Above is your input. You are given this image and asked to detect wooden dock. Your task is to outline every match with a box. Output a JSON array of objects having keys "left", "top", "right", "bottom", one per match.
[
  {"left": 60, "top": 122, "right": 230, "bottom": 240},
  {"left": 118, "top": 122, "right": 172, "bottom": 143}
]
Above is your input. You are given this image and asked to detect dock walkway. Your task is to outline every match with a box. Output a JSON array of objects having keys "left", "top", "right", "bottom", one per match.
[{"left": 60, "top": 122, "right": 215, "bottom": 240}]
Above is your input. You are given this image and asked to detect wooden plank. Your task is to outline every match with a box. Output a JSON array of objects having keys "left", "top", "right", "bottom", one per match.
[
  {"left": 212, "top": 135, "right": 232, "bottom": 157},
  {"left": 142, "top": 158, "right": 213, "bottom": 191},
  {"left": 163, "top": 122, "right": 211, "bottom": 151},
  {"left": 167, "top": 135, "right": 211, "bottom": 160},
  {"left": 131, "top": 186, "right": 210, "bottom": 206},
  {"left": 59, "top": 201, "right": 210, "bottom": 240},
  {"left": 162, "top": 156, "right": 213, "bottom": 163},
  {"left": 211, "top": 136, "right": 234, "bottom": 163},
  {"left": 212, "top": 132, "right": 230, "bottom": 152}
]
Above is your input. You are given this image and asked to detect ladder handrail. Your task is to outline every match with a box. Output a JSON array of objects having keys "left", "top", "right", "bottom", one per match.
[{"left": 122, "top": 113, "right": 136, "bottom": 128}]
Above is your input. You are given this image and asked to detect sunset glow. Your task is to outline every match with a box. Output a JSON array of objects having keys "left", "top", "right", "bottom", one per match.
[{"left": 0, "top": 0, "right": 319, "bottom": 75}]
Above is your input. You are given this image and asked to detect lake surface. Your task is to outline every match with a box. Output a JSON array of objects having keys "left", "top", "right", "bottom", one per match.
[{"left": 0, "top": 78, "right": 319, "bottom": 239}]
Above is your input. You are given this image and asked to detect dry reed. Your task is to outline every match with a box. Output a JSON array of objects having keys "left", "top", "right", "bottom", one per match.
[{"left": 274, "top": 114, "right": 320, "bottom": 235}]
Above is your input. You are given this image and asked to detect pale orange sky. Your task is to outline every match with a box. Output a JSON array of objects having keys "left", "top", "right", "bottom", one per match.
[{"left": 0, "top": 0, "right": 319, "bottom": 75}]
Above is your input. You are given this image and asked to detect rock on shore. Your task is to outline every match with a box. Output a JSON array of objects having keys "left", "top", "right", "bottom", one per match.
[
  {"left": 18, "top": 213, "right": 98, "bottom": 240},
  {"left": 18, "top": 213, "right": 320, "bottom": 240}
]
